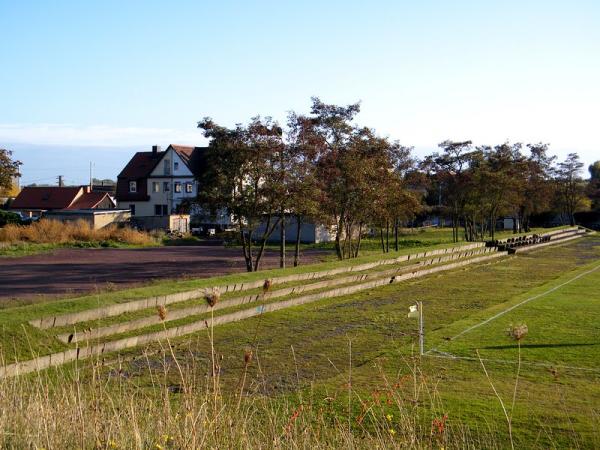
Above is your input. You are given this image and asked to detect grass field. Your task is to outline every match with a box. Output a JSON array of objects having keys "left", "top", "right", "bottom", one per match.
[
  {"left": 108, "top": 234, "right": 599, "bottom": 448},
  {"left": 0, "top": 229, "right": 597, "bottom": 448}
]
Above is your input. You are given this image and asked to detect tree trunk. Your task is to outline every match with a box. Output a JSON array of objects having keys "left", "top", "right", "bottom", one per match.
[
  {"left": 240, "top": 228, "right": 253, "bottom": 272},
  {"left": 334, "top": 215, "right": 344, "bottom": 260},
  {"left": 394, "top": 218, "right": 399, "bottom": 251},
  {"left": 254, "top": 215, "right": 280, "bottom": 272},
  {"left": 354, "top": 222, "right": 363, "bottom": 257},
  {"left": 294, "top": 215, "right": 302, "bottom": 267},
  {"left": 279, "top": 209, "right": 285, "bottom": 269},
  {"left": 385, "top": 220, "right": 389, "bottom": 253},
  {"left": 380, "top": 228, "right": 385, "bottom": 253}
]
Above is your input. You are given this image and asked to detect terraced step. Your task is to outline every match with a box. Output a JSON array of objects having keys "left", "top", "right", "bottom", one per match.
[
  {"left": 4, "top": 227, "right": 592, "bottom": 378},
  {"left": 1, "top": 250, "right": 508, "bottom": 378},
  {"left": 59, "top": 246, "right": 498, "bottom": 344},
  {"left": 30, "top": 242, "right": 486, "bottom": 330}
]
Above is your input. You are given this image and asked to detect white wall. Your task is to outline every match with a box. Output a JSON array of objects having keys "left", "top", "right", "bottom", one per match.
[{"left": 146, "top": 146, "right": 197, "bottom": 215}]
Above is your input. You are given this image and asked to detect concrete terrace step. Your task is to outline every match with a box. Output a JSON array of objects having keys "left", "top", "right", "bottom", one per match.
[
  {"left": 59, "top": 246, "right": 498, "bottom": 344},
  {"left": 2, "top": 250, "right": 508, "bottom": 378},
  {"left": 2, "top": 227, "right": 591, "bottom": 378},
  {"left": 30, "top": 242, "right": 486, "bottom": 330}
]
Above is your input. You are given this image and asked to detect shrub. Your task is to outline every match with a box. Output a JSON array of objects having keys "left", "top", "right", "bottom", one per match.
[
  {"left": 0, "top": 210, "right": 21, "bottom": 227},
  {"left": 0, "top": 218, "right": 157, "bottom": 246}
]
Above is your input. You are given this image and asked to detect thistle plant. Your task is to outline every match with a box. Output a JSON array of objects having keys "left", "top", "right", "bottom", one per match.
[
  {"left": 506, "top": 323, "right": 528, "bottom": 342},
  {"left": 263, "top": 279, "right": 273, "bottom": 293},
  {"left": 206, "top": 287, "right": 221, "bottom": 307},
  {"left": 156, "top": 305, "right": 167, "bottom": 321}
]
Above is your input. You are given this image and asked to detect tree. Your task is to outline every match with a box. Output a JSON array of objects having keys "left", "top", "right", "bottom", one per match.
[
  {"left": 0, "top": 148, "right": 21, "bottom": 197},
  {"left": 556, "top": 153, "right": 585, "bottom": 226},
  {"left": 196, "top": 116, "right": 284, "bottom": 272},
  {"left": 422, "top": 141, "right": 474, "bottom": 242},
  {"left": 588, "top": 161, "right": 600, "bottom": 210},
  {"left": 286, "top": 112, "right": 326, "bottom": 266},
  {"left": 519, "top": 143, "right": 556, "bottom": 231},
  {"left": 306, "top": 97, "right": 364, "bottom": 259}
]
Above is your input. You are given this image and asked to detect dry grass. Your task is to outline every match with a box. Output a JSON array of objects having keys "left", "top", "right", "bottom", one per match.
[
  {"left": 0, "top": 345, "right": 493, "bottom": 449},
  {"left": 0, "top": 219, "right": 157, "bottom": 246}
]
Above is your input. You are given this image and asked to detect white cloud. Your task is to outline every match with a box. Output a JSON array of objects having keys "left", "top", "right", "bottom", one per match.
[{"left": 0, "top": 123, "right": 207, "bottom": 147}]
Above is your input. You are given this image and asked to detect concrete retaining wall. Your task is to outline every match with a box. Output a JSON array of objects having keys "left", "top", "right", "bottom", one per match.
[
  {"left": 60, "top": 246, "right": 498, "bottom": 343},
  {"left": 495, "top": 227, "right": 579, "bottom": 245},
  {"left": 31, "top": 242, "right": 486, "bottom": 330},
  {"left": 2, "top": 250, "right": 506, "bottom": 378},
  {"left": 514, "top": 230, "right": 586, "bottom": 253}
]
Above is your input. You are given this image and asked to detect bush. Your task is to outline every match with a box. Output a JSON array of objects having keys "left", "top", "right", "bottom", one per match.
[
  {"left": 0, "top": 218, "right": 157, "bottom": 246},
  {"left": 0, "top": 210, "right": 22, "bottom": 227}
]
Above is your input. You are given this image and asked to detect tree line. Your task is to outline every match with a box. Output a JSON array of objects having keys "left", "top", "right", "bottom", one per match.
[
  {"left": 1, "top": 100, "right": 598, "bottom": 273},
  {"left": 195, "top": 98, "right": 599, "bottom": 271}
]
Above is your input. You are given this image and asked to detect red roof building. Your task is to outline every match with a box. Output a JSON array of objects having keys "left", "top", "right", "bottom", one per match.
[
  {"left": 10, "top": 186, "right": 116, "bottom": 217},
  {"left": 116, "top": 145, "right": 206, "bottom": 218}
]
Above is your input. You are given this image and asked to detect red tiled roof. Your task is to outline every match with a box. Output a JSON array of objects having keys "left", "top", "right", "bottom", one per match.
[
  {"left": 117, "top": 151, "right": 164, "bottom": 178},
  {"left": 11, "top": 186, "right": 83, "bottom": 210},
  {"left": 115, "top": 145, "right": 208, "bottom": 202},
  {"left": 67, "top": 192, "right": 115, "bottom": 209},
  {"left": 170, "top": 145, "right": 208, "bottom": 177}
]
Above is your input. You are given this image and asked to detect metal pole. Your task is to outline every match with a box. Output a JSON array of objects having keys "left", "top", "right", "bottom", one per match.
[{"left": 419, "top": 301, "right": 424, "bottom": 356}]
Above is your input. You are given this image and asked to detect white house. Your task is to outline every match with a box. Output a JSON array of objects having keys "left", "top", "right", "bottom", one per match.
[{"left": 116, "top": 145, "right": 209, "bottom": 230}]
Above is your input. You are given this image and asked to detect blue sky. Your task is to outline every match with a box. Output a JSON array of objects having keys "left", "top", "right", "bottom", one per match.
[{"left": 1, "top": 0, "right": 599, "bottom": 185}]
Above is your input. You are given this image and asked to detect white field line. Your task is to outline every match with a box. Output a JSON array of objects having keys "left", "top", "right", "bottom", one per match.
[{"left": 442, "top": 262, "right": 600, "bottom": 343}]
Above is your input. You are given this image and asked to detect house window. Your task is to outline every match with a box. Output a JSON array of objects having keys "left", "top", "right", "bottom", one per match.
[
  {"left": 163, "top": 160, "right": 171, "bottom": 175},
  {"left": 129, "top": 204, "right": 136, "bottom": 216},
  {"left": 129, "top": 181, "right": 137, "bottom": 193},
  {"left": 154, "top": 204, "right": 168, "bottom": 216},
  {"left": 152, "top": 182, "right": 160, "bottom": 193},
  {"left": 174, "top": 182, "right": 182, "bottom": 193},
  {"left": 174, "top": 162, "right": 179, "bottom": 171},
  {"left": 163, "top": 181, "right": 170, "bottom": 192},
  {"left": 185, "top": 182, "right": 193, "bottom": 193}
]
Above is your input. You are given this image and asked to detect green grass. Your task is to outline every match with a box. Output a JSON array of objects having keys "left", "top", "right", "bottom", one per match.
[
  {"left": 0, "top": 237, "right": 481, "bottom": 362},
  {"left": 433, "top": 261, "right": 600, "bottom": 368},
  {"left": 95, "top": 234, "right": 600, "bottom": 448},
  {"left": 0, "top": 240, "right": 155, "bottom": 257},
  {"left": 1, "top": 230, "right": 597, "bottom": 447}
]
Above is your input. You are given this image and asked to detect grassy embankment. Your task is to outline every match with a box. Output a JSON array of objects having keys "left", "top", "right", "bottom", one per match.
[
  {"left": 0, "top": 231, "right": 598, "bottom": 447},
  {"left": 0, "top": 234, "right": 484, "bottom": 362}
]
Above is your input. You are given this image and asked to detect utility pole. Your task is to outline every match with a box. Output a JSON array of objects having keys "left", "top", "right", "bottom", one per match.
[
  {"left": 89, "top": 162, "right": 94, "bottom": 190},
  {"left": 57, "top": 175, "right": 64, "bottom": 187}
]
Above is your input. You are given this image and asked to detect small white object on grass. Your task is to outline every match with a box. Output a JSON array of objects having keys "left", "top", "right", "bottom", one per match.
[{"left": 408, "top": 304, "right": 419, "bottom": 319}]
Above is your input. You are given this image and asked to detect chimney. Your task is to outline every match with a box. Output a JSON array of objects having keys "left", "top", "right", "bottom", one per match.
[{"left": 152, "top": 145, "right": 161, "bottom": 156}]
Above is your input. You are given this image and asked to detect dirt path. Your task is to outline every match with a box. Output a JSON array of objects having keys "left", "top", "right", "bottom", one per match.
[{"left": 0, "top": 246, "right": 330, "bottom": 302}]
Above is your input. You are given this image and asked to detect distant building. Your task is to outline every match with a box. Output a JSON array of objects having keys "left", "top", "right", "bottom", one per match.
[
  {"left": 10, "top": 185, "right": 116, "bottom": 218},
  {"left": 116, "top": 144, "right": 219, "bottom": 232},
  {"left": 44, "top": 209, "right": 131, "bottom": 230},
  {"left": 116, "top": 145, "right": 206, "bottom": 216},
  {"left": 255, "top": 216, "right": 335, "bottom": 244}
]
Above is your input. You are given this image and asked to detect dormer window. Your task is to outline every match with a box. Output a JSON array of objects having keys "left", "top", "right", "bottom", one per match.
[
  {"left": 174, "top": 162, "right": 179, "bottom": 171},
  {"left": 163, "top": 159, "right": 171, "bottom": 175},
  {"left": 129, "top": 181, "right": 137, "bottom": 193}
]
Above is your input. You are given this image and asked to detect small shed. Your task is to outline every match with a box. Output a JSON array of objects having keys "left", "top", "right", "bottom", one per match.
[{"left": 44, "top": 209, "right": 131, "bottom": 229}]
